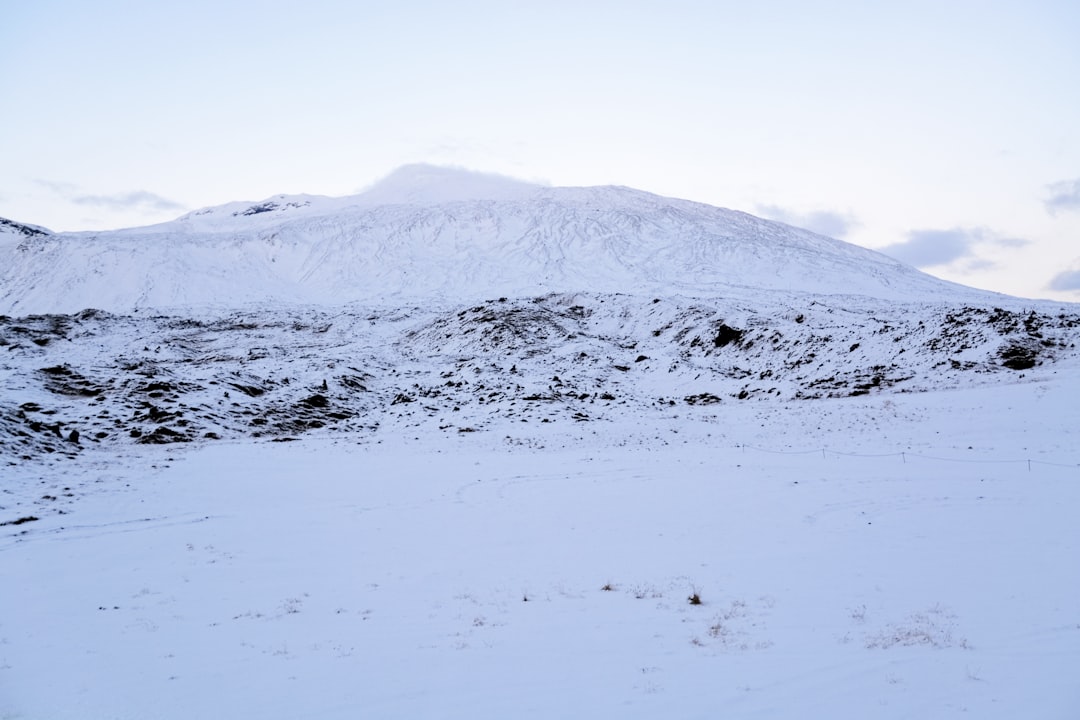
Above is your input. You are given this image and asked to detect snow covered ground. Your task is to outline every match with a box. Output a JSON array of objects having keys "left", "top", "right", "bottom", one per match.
[
  {"left": 3, "top": 369, "right": 1078, "bottom": 719},
  {"left": 2, "top": 167, "right": 1078, "bottom": 717}
]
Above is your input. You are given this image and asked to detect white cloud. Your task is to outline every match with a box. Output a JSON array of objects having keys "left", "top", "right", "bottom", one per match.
[
  {"left": 879, "top": 228, "right": 1028, "bottom": 270},
  {"left": 755, "top": 205, "right": 859, "bottom": 239},
  {"left": 1045, "top": 178, "right": 1080, "bottom": 216},
  {"left": 1048, "top": 268, "right": 1080, "bottom": 292},
  {"left": 70, "top": 190, "right": 185, "bottom": 213},
  {"left": 36, "top": 179, "right": 185, "bottom": 215}
]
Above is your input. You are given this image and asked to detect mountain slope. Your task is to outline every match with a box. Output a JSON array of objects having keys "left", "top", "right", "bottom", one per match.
[
  {"left": 4, "top": 168, "right": 1078, "bottom": 720},
  {"left": 0, "top": 216, "right": 51, "bottom": 247},
  {"left": 0, "top": 166, "right": 994, "bottom": 315},
  {"left": 3, "top": 293, "right": 1077, "bottom": 464}
]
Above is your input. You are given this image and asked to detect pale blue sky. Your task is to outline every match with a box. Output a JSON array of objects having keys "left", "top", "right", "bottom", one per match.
[{"left": 3, "top": 0, "right": 1079, "bottom": 300}]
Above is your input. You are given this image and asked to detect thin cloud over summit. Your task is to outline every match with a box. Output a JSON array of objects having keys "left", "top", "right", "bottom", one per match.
[
  {"left": 71, "top": 190, "right": 186, "bottom": 214},
  {"left": 36, "top": 179, "right": 185, "bottom": 217},
  {"left": 879, "top": 228, "right": 1028, "bottom": 270},
  {"left": 755, "top": 205, "right": 859, "bottom": 239}
]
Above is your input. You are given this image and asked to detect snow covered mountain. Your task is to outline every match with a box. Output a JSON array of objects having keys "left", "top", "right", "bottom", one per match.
[
  {"left": 4, "top": 167, "right": 1080, "bottom": 719},
  {"left": 2, "top": 165, "right": 1079, "bottom": 462},
  {"left": 3, "top": 291, "right": 1078, "bottom": 463},
  {"left": 0, "top": 165, "right": 992, "bottom": 315}
]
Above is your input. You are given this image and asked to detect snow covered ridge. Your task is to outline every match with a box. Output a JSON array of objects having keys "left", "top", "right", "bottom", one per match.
[
  {"left": 3, "top": 293, "right": 1078, "bottom": 464},
  {"left": 0, "top": 165, "right": 1006, "bottom": 315},
  {"left": 0, "top": 216, "right": 51, "bottom": 242}
]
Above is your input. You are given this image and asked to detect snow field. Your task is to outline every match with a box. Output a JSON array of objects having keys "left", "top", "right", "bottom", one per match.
[{"left": 3, "top": 384, "right": 1078, "bottom": 719}]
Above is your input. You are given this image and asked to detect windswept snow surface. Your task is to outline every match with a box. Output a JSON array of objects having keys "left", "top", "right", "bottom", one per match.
[
  {"left": 1, "top": 296, "right": 1079, "bottom": 718},
  {"left": 2, "top": 372, "right": 1079, "bottom": 719},
  {"left": 0, "top": 165, "right": 996, "bottom": 315}
]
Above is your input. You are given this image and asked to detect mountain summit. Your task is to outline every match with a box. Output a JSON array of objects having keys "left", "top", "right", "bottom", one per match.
[
  {"left": 1, "top": 167, "right": 992, "bottom": 314},
  {"left": 355, "top": 164, "right": 542, "bottom": 205}
]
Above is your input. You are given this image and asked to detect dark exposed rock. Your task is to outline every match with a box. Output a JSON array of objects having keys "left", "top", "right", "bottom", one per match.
[
  {"left": 300, "top": 394, "right": 329, "bottom": 408},
  {"left": 229, "top": 383, "right": 267, "bottom": 397},
  {"left": 339, "top": 375, "right": 368, "bottom": 391},
  {"left": 0, "top": 217, "right": 50, "bottom": 238},
  {"left": 37, "top": 365, "right": 104, "bottom": 397},
  {"left": 713, "top": 324, "right": 744, "bottom": 348},
  {"left": 999, "top": 342, "right": 1038, "bottom": 370},
  {"left": 140, "top": 382, "right": 176, "bottom": 394},
  {"left": 136, "top": 426, "right": 189, "bottom": 444},
  {"left": 237, "top": 202, "right": 279, "bottom": 216},
  {"left": 0, "top": 515, "right": 40, "bottom": 527}
]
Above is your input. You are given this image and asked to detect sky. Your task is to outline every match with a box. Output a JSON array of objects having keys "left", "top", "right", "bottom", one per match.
[{"left": 2, "top": 0, "right": 1079, "bottom": 301}]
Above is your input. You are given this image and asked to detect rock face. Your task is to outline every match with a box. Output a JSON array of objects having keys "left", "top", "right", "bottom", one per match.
[
  {"left": 0, "top": 217, "right": 51, "bottom": 240},
  {"left": 2, "top": 296, "right": 1078, "bottom": 463}
]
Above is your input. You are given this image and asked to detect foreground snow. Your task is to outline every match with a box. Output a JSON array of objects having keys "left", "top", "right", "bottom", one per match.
[{"left": 3, "top": 378, "right": 1078, "bottom": 719}]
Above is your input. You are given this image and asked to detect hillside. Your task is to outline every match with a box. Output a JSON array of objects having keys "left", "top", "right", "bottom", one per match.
[
  {"left": 0, "top": 166, "right": 995, "bottom": 315},
  {"left": 3, "top": 293, "right": 1078, "bottom": 465},
  {"left": 3, "top": 167, "right": 1079, "bottom": 462},
  {"left": 3, "top": 168, "right": 1079, "bottom": 719},
  {"left": 3, "top": 165, "right": 1078, "bottom": 462}
]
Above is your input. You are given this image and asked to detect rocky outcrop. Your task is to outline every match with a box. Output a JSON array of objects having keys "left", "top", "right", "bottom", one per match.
[{"left": 2, "top": 296, "right": 1078, "bottom": 463}]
